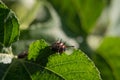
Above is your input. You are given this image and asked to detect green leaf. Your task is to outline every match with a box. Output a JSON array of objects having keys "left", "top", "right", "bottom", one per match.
[
  {"left": 93, "top": 37, "right": 120, "bottom": 80},
  {"left": 77, "top": 0, "right": 105, "bottom": 33},
  {"left": 0, "top": 39, "right": 101, "bottom": 80},
  {"left": 93, "top": 53, "right": 115, "bottom": 80},
  {"left": 48, "top": 0, "right": 105, "bottom": 35},
  {"left": 0, "top": 63, "right": 10, "bottom": 79},
  {"left": 0, "top": 1, "right": 19, "bottom": 47},
  {"left": 28, "top": 39, "right": 48, "bottom": 61},
  {"left": 27, "top": 39, "right": 101, "bottom": 80},
  {"left": 0, "top": 60, "right": 32, "bottom": 80}
]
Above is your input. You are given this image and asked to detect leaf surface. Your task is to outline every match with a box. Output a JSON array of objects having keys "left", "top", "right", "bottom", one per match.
[
  {"left": 0, "top": 39, "right": 101, "bottom": 80},
  {"left": 48, "top": 0, "right": 105, "bottom": 35},
  {"left": 93, "top": 37, "right": 120, "bottom": 80},
  {"left": 27, "top": 39, "right": 101, "bottom": 80},
  {"left": 0, "top": 1, "right": 19, "bottom": 47}
]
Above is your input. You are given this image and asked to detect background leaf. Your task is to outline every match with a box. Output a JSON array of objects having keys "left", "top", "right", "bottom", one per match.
[
  {"left": 48, "top": 0, "right": 105, "bottom": 35},
  {"left": 0, "top": 1, "right": 19, "bottom": 47},
  {"left": 93, "top": 37, "right": 120, "bottom": 80}
]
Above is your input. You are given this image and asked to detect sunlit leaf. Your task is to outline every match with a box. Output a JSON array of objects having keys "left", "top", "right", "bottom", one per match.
[{"left": 27, "top": 39, "right": 101, "bottom": 80}]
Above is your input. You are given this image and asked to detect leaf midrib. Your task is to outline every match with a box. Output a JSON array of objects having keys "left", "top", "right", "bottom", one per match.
[{"left": 21, "top": 60, "right": 65, "bottom": 79}]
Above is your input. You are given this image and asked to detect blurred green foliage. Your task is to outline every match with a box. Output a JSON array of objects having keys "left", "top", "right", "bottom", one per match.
[{"left": 94, "top": 37, "right": 120, "bottom": 80}]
